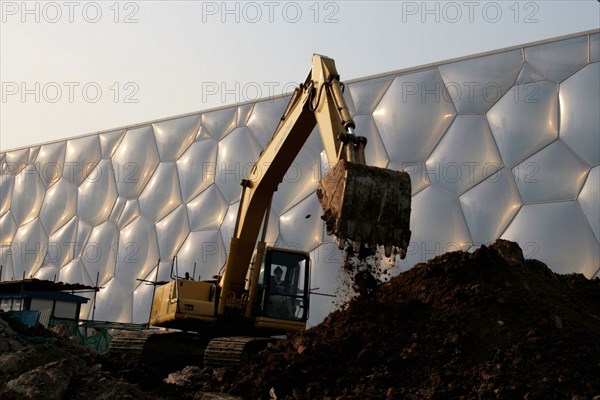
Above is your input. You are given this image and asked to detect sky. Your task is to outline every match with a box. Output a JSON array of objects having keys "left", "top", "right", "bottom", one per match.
[{"left": 1, "top": 1, "right": 599, "bottom": 151}]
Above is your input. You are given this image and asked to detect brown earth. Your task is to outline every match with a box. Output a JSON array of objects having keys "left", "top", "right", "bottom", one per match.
[{"left": 1, "top": 240, "right": 599, "bottom": 400}]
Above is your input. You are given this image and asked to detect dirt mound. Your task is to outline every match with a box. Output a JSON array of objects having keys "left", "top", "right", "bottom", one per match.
[{"left": 226, "top": 240, "right": 600, "bottom": 399}]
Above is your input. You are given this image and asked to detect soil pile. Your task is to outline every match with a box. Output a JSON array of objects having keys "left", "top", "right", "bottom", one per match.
[{"left": 226, "top": 240, "right": 600, "bottom": 399}]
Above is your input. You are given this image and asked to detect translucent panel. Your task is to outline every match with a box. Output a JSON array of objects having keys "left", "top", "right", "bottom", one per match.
[
  {"left": 44, "top": 216, "right": 77, "bottom": 269},
  {"left": 63, "top": 135, "right": 102, "bottom": 185},
  {"left": 512, "top": 140, "right": 589, "bottom": 203},
  {"left": 28, "top": 147, "right": 40, "bottom": 164},
  {"left": 33, "top": 264, "right": 59, "bottom": 281},
  {"left": 156, "top": 204, "right": 190, "bottom": 261},
  {"left": 427, "top": 115, "right": 503, "bottom": 195},
  {"left": 347, "top": 75, "right": 394, "bottom": 114},
  {"left": 215, "top": 127, "right": 262, "bottom": 203},
  {"left": 502, "top": 202, "right": 599, "bottom": 277},
  {"left": 111, "top": 126, "right": 160, "bottom": 198},
  {"left": 0, "top": 244, "right": 15, "bottom": 280},
  {"left": 114, "top": 216, "right": 159, "bottom": 288},
  {"left": 188, "top": 185, "right": 228, "bottom": 231},
  {"left": 82, "top": 221, "right": 119, "bottom": 286},
  {"left": 74, "top": 219, "right": 92, "bottom": 259},
  {"left": 515, "top": 62, "right": 545, "bottom": 85},
  {"left": 439, "top": 49, "right": 522, "bottom": 113},
  {"left": 12, "top": 219, "right": 48, "bottom": 279},
  {"left": 176, "top": 139, "right": 218, "bottom": 202},
  {"left": 591, "top": 33, "right": 600, "bottom": 63},
  {"left": 196, "top": 125, "right": 211, "bottom": 141},
  {"left": 11, "top": 165, "right": 45, "bottom": 226},
  {"left": 3, "top": 148, "right": 29, "bottom": 175},
  {"left": 247, "top": 97, "right": 291, "bottom": 147},
  {"left": 39, "top": 178, "right": 77, "bottom": 235},
  {"left": 487, "top": 81, "right": 558, "bottom": 167},
  {"left": 132, "top": 276, "right": 155, "bottom": 324},
  {"left": 99, "top": 130, "right": 125, "bottom": 158},
  {"left": 0, "top": 211, "right": 17, "bottom": 243},
  {"left": 0, "top": 174, "right": 14, "bottom": 216},
  {"left": 202, "top": 107, "right": 237, "bottom": 140},
  {"left": 459, "top": 169, "right": 522, "bottom": 245},
  {"left": 117, "top": 199, "right": 140, "bottom": 230},
  {"left": 388, "top": 161, "right": 429, "bottom": 196},
  {"left": 398, "top": 186, "right": 472, "bottom": 269},
  {"left": 525, "top": 36, "right": 588, "bottom": 82},
  {"left": 578, "top": 166, "right": 599, "bottom": 242},
  {"left": 78, "top": 159, "right": 118, "bottom": 226},
  {"left": 108, "top": 197, "right": 126, "bottom": 224},
  {"left": 220, "top": 202, "right": 239, "bottom": 253},
  {"left": 152, "top": 114, "right": 201, "bottom": 161},
  {"left": 272, "top": 148, "right": 320, "bottom": 215},
  {"left": 279, "top": 193, "right": 323, "bottom": 252},
  {"left": 374, "top": 69, "right": 456, "bottom": 163},
  {"left": 34, "top": 141, "right": 66, "bottom": 187},
  {"left": 353, "top": 115, "right": 388, "bottom": 168},
  {"left": 59, "top": 258, "right": 94, "bottom": 286},
  {"left": 139, "top": 162, "right": 182, "bottom": 222},
  {"left": 93, "top": 278, "right": 131, "bottom": 322},
  {"left": 559, "top": 63, "right": 600, "bottom": 166},
  {"left": 177, "top": 230, "right": 226, "bottom": 280},
  {"left": 237, "top": 104, "right": 254, "bottom": 126}
]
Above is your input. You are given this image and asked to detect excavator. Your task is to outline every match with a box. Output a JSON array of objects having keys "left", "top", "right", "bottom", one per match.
[{"left": 108, "top": 54, "right": 412, "bottom": 368}]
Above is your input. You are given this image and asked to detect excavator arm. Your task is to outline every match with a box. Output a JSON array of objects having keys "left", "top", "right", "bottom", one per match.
[{"left": 217, "top": 54, "right": 411, "bottom": 315}]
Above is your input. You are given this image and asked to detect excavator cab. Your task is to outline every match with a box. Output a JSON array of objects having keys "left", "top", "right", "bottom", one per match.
[{"left": 251, "top": 247, "right": 310, "bottom": 331}]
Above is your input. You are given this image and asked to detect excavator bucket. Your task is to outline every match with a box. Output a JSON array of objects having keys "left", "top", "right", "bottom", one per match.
[{"left": 317, "top": 160, "right": 412, "bottom": 258}]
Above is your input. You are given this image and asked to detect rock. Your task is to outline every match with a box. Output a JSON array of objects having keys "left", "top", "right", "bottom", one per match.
[{"left": 4, "top": 361, "right": 71, "bottom": 400}]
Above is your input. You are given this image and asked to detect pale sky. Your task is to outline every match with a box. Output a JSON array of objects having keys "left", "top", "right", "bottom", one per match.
[{"left": 1, "top": 0, "right": 599, "bottom": 151}]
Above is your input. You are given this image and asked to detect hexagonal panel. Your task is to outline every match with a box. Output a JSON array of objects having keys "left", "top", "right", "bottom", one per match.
[
  {"left": 459, "top": 168, "right": 522, "bottom": 245},
  {"left": 512, "top": 140, "right": 589, "bottom": 203},
  {"left": 559, "top": 63, "right": 600, "bottom": 166},
  {"left": 39, "top": 178, "right": 77, "bottom": 235},
  {"left": 44, "top": 216, "right": 78, "bottom": 269},
  {"left": 247, "top": 96, "right": 291, "bottom": 147},
  {"left": 487, "top": 81, "right": 558, "bottom": 167},
  {"left": 11, "top": 165, "right": 46, "bottom": 226},
  {"left": 115, "top": 216, "right": 159, "bottom": 288},
  {"left": 202, "top": 106, "right": 237, "bottom": 140},
  {"left": 82, "top": 221, "right": 119, "bottom": 287},
  {"left": 152, "top": 113, "right": 201, "bottom": 161},
  {"left": 0, "top": 174, "right": 15, "bottom": 216},
  {"left": 438, "top": 49, "right": 522, "bottom": 113},
  {"left": 59, "top": 258, "right": 94, "bottom": 286},
  {"left": 108, "top": 197, "right": 126, "bottom": 224},
  {"left": 63, "top": 135, "right": 102, "bottom": 186},
  {"left": 237, "top": 103, "right": 254, "bottom": 127},
  {"left": 156, "top": 204, "right": 190, "bottom": 262},
  {"left": 279, "top": 193, "right": 323, "bottom": 252},
  {"left": 388, "top": 161, "right": 429, "bottom": 196},
  {"left": 177, "top": 230, "right": 226, "bottom": 280},
  {"left": 578, "top": 166, "right": 599, "bottom": 242},
  {"left": 220, "top": 202, "right": 239, "bottom": 253},
  {"left": 34, "top": 141, "right": 66, "bottom": 187},
  {"left": 3, "top": 148, "right": 29, "bottom": 175},
  {"left": 93, "top": 278, "right": 131, "bottom": 322},
  {"left": 176, "top": 139, "right": 218, "bottom": 202},
  {"left": 78, "top": 159, "right": 118, "bottom": 226},
  {"left": 132, "top": 275, "right": 155, "bottom": 324},
  {"left": 353, "top": 115, "right": 389, "bottom": 168},
  {"left": 139, "top": 162, "right": 182, "bottom": 222},
  {"left": 501, "top": 202, "right": 599, "bottom": 277},
  {"left": 347, "top": 75, "right": 394, "bottom": 114},
  {"left": 525, "top": 36, "right": 588, "bottom": 83},
  {"left": 0, "top": 211, "right": 17, "bottom": 243},
  {"left": 215, "top": 127, "right": 262, "bottom": 203},
  {"left": 33, "top": 264, "right": 59, "bottom": 281},
  {"left": 74, "top": 219, "right": 92, "bottom": 259},
  {"left": 426, "top": 115, "right": 503, "bottom": 195},
  {"left": 12, "top": 218, "right": 48, "bottom": 279},
  {"left": 111, "top": 126, "right": 160, "bottom": 198},
  {"left": 99, "top": 130, "right": 126, "bottom": 158},
  {"left": 188, "top": 185, "right": 228, "bottom": 231},
  {"left": 117, "top": 199, "right": 141, "bottom": 230},
  {"left": 398, "top": 186, "right": 472, "bottom": 269},
  {"left": 0, "top": 244, "right": 15, "bottom": 281},
  {"left": 374, "top": 69, "right": 456, "bottom": 163},
  {"left": 591, "top": 32, "right": 599, "bottom": 63}
]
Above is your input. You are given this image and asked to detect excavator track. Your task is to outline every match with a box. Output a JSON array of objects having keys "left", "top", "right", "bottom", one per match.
[
  {"left": 108, "top": 330, "right": 209, "bottom": 371},
  {"left": 204, "top": 336, "right": 276, "bottom": 367}
]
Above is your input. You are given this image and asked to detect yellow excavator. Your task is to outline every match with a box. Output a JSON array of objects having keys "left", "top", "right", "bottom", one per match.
[{"left": 108, "top": 55, "right": 412, "bottom": 368}]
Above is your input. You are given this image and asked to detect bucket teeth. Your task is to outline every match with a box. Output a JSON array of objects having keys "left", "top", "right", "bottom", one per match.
[{"left": 317, "top": 160, "right": 412, "bottom": 258}]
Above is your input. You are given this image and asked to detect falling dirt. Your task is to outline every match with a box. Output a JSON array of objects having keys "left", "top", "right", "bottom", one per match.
[{"left": 1, "top": 240, "right": 599, "bottom": 399}]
